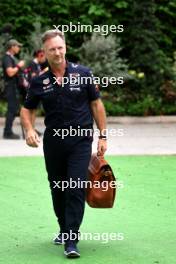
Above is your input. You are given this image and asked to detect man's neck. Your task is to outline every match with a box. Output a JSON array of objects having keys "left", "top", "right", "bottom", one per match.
[
  {"left": 50, "top": 60, "right": 66, "bottom": 77},
  {"left": 7, "top": 49, "right": 15, "bottom": 56}
]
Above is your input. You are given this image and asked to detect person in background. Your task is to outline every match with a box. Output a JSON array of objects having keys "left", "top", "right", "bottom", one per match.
[
  {"left": 2, "top": 39, "right": 25, "bottom": 139},
  {"left": 28, "top": 49, "right": 47, "bottom": 136},
  {"left": 29, "top": 49, "right": 47, "bottom": 79}
]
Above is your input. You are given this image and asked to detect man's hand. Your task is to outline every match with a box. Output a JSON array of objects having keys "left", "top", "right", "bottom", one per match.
[
  {"left": 26, "top": 129, "right": 40, "bottom": 147},
  {"left": 20, "top": 107, "right": 38, "bottom": 148},
  {"left": 97, "top": 139, "right": 107, "bottom": 156},
  {"left": 17, "top": 60, "right": 25, "bottom": 68}
]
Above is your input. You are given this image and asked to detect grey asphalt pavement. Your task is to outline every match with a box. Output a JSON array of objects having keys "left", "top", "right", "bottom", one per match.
[{"left": 0, "top": 117, "right": 176, "bottom": 156}]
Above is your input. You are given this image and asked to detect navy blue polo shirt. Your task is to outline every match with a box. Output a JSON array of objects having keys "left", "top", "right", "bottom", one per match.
[{"left": 24, "top": 62, "right": 100, "bottom": 128}]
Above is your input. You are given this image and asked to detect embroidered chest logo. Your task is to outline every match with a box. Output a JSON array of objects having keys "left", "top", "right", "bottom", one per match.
[
  {"left": 42, "top": 78, "right": 54, "bottom": 92},
  {"left": 69, "top": 73, "right": 81, "bottom": 91}
]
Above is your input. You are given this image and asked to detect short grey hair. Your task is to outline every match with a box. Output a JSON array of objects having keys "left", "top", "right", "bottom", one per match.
[{"left": 42, "top": 29, "right": 65, "bottom": 43}]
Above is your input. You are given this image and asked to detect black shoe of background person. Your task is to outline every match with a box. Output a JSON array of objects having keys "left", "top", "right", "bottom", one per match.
[{"left": 3, "top": 132, "right": 20, "bottom": 139}]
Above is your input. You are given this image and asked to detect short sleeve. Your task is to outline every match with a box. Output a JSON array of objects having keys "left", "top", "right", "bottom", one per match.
[
  {"left": 3, "top": 55, "right": 14, "bottom": 69},
  {"left": 86, "top": 69, "right": 101, "bottom": 101},
  {"left": 23, "top": 78, "right": 40, "bottom": 109}
]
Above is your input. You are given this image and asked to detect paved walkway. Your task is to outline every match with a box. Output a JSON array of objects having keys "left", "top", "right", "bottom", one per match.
[{"left": 0, "top": 117, "right": 176, "bottom": 156}]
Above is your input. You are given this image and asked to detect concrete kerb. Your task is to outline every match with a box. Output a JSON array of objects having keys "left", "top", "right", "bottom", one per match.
[
  {"left": 0, "top": 116, "right": 176, "bottom": 156},
  {"left": 0, "top": 116, "right": 176, "bottom": 126},
  {"left": 107, "top": 116, "right": 176, "bottom": 124}
]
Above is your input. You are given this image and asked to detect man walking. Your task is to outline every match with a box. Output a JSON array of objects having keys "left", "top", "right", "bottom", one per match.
[
  {"left": 2, "top": 39, "right": 25, "bottom": 139},
  {"left": 20, "top": 29, "right": 107, "bottom": 258}
]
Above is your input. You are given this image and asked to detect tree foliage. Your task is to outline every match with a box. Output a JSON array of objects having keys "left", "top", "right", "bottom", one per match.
[{"left": 0, "top": 0, "right": 176, "bottom": 115}]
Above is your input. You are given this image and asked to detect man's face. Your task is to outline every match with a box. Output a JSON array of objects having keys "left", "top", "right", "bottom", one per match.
[
  {"left": 37, "top": 52, "right": 46, "bottom": 64},
  {"left": 43, "top": 36, "right": 66, "bottom": 67},
  {"left": 12, "top": 45, "right": 20, "bottom": 54}
]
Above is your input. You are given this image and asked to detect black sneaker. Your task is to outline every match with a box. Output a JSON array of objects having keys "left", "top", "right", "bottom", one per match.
[
  {"left": 53, "top": 233, "right": 65, "bottom": 245},
  {"left": 3, "top": 132, "right": 20, "bottom": 139},
  {"left": 64, "top": 241, "right": 80, "bottom": 258}
]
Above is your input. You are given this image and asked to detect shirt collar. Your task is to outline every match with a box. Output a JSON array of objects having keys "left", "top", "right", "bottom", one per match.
[
  {"left": 48, "top": 60, "right": 69, "bottom": 80},
  {"left": 6, "top": 51, "right": 15, "bottom": 59}
]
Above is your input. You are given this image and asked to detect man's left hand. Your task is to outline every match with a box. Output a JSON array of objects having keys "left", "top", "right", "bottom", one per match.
[{"left": 97, "top": 139, "right": 107, "bottom": 156}]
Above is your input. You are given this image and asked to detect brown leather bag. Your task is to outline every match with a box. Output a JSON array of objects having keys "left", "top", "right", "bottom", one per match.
[{"left": 86, "top": 153, "right": 116, "bottom": 208}]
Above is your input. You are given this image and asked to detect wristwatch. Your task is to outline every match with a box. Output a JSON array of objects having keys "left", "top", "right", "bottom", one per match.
[{"left": 98, "top": 135, "right": 107, "bottom": 140}]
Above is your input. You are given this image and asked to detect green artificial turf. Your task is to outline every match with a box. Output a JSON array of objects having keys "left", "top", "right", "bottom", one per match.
[{"left": 0, "top": 156, "right": 176, "bottom": 264}]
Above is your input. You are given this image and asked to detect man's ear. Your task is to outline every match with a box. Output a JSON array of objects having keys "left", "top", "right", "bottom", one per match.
[{"left": 42, "top": 44, "right": 46, "bottom": 53}]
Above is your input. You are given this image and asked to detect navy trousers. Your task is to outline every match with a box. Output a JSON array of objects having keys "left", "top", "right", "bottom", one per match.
[
  {"left": 4, "top": 83, "right": 19, "bottom": 134},
  {"left": 43, "top": 128, "right": 92, "bottom": 240}
]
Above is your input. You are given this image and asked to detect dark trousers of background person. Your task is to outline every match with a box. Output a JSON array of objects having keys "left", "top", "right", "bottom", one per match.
[
  {"left": 4, "top": 83, "right": 19, "bottom": 135},
  {"left": 43, "top": 128, "right": 92, "bottom": 241}
]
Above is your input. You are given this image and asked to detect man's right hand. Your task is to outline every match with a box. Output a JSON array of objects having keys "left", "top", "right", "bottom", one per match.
[
  {"left": 17, "top": 60, "right": 25, "bottom": 68},
  {"left": 26, "top": 129, "right": 40, "bottom": 147}
]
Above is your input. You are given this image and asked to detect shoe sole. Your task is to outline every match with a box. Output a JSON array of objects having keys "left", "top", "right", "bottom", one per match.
[
  {"left": 64, "top": 250, "right": 80, "bottom": 258},
  {"left": 53, "top": 239, "right": 65, "bottom": 245},
  {"left": 53, "top": 241, "right": 65, "bottom": 245}
]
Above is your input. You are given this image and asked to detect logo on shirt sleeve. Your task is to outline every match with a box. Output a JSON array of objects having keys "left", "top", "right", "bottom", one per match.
[
  {"left": 71, "top": 63, "right": 78, "bottom": 68},
  {"left": 43, "top": 78, "right": 50, "bottom": 85}
]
